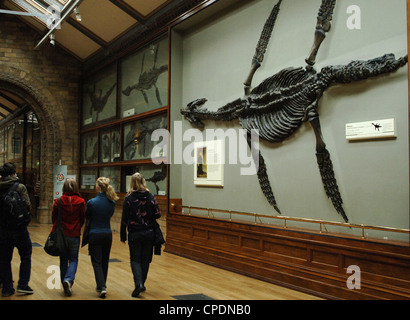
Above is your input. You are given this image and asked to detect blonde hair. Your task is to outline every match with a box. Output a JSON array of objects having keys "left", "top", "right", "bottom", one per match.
[
  {"left": 97, "top": 177, "right": 119, "bottom": 201},
  {"left": 63, "top": 178, "right": 79, "bottom": 194},
  {"left": 128, "top": 172, "right": 149, "bottom": 195}
]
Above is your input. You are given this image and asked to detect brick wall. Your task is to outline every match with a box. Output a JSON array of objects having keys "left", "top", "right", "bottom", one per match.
[{"left": 0, "top": 15, "right": 82, "bottom": 223}]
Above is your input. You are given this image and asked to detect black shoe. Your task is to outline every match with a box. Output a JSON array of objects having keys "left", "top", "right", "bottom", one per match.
[
  {"left": 63, "top": 280, "right": 72, "bottom": 297},
  {"left": 17, "top": 285, "right": 34, "bottom": 295},
  {"left": 100, "top": 288, "right": 107, "bottom": 299},
  {"left": 131, "top": 285, "right": 145, "bottom": 298},
  {"left": 2, "top": 289, "right": 15, "bottom": 297}
]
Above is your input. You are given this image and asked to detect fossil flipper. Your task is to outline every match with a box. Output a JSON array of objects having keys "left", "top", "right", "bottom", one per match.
[
  {"left": 245, "top": 131, "right": 281, "bottom": 214},
  {"left": 316, "top": 148, "right": 348, "bottom": 222}
]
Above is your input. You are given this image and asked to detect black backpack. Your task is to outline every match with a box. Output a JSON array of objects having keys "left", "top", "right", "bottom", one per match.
[{"left": 0, "top": 182, "right": 31, "bottom": 230}]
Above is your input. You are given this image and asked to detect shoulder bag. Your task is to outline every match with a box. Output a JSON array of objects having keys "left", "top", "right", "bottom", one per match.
[{"left": 44, "top": 198, "right": 68, "bottom": 256}]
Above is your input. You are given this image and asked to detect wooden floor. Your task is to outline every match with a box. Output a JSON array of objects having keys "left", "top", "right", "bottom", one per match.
[{"left": 1, "top": 223, "right": 321, "bottom": 300}]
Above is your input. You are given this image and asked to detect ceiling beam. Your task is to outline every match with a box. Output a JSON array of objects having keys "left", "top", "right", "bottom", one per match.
[
  {"left": 109, "top": 0, "right": 146, "bottom": 24},
  {"left": 0, "top": 91, "right": 23, "bottom": 108},
  {"left": 66, "top": 17, "right": 108, "bottom": 47},
  {"left": 0, "top": 102, "right": 13, "bottom": 114}
]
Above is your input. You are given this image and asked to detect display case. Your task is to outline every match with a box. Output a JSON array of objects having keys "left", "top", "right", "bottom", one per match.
[
  {"left": 80, "top": 167, "right": 98, "bottom": 190},
  {"left": 120, "top": 37, "right": 168, "bottom": 118},
  {"left": 100, "top": 126, "right": 121, "bottom": 163},
  {"left": 81, "top": 130, "right": 98, "bottom": 164},
  {"left": 123, "top": 113, "right": 167, "bottom": 161},
  {"left": 121, "top": 164, "right": 167, "bottom": 195},
  {"left": 82, "top": 63, "right": 117, "bottom": 127},
  {"left": 79, "top": 35, "right": 169, "bottom": 198}
]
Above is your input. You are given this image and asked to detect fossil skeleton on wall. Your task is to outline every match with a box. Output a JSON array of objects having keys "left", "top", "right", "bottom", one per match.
[
  {"left": 122, "top": 43, "right": 168, "bottom": 106},
  {"left": 181, "top": 0, "right": 408, "bottom": 222}
]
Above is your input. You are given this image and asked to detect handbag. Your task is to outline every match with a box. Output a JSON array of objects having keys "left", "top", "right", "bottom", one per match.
[
  {"left": 153, "top": 220, "right": 165, "bottom": 255},
  {"left": 44, "top": 198, "right": 68, "bottom": 256}
]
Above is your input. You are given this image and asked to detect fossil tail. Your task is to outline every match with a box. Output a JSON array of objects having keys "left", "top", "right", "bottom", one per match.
[{"left": 316, "top": 148, "right": 348, "bottom": 223}]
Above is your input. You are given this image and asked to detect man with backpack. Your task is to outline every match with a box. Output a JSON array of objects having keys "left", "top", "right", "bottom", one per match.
[{"left": 0, "top": 162, "right": 33, "bottom": 297}]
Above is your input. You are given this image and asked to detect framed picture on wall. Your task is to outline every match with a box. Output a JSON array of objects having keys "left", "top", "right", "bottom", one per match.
[
  {"left": 194, "top": 140, "right": 224, "bottom": 187},
  {"left": 120, "top": 36, "right": 168, "bottom": 118},
  {"left": 82, "top": 63, "right": 117, "bottom": 127},
  {"left": 81, "top": 130, "right": 98, "bottom": 164},
  {"left": 123, "top": 113, "right": 167, "bottom": 161}
]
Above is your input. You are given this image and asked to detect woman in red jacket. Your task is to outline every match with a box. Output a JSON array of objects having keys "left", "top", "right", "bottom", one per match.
[{"left": 51, "top": 178, "right": 85, "bottom": 297}]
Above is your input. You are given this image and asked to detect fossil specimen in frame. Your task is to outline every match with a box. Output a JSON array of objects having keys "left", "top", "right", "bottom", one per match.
[
  {"left": 181, "top": 0, "right": 408, "bottom": 222},
  {"left": 122, "top": 43, "right": 168, "bottom": 106}
]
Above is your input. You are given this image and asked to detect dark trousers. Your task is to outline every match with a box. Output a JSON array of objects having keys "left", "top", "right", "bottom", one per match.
[
  {"left": 89, "top": 232, "right": 112, "bottom": 290},
  {"left": 0, "top": 228, "right": 32, "bottom": 294},
  {"left": 128, "top": 229, "right": 154, "bottom": 288}
]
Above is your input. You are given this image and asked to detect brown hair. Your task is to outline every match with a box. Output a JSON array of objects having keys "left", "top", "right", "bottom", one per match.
[
  {"left": 62, "top": 178, "right": 79, "bottom": 194},
  {"left": 97, "top": 176, "right": 119, "bottom": 201}
]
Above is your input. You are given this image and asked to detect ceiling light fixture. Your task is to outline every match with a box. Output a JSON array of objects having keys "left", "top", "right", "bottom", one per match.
[
  {"left": 73, "top": 6, "right": 81, "bottom": 22},
  {"left": 49, "top": 33, "right": 55, "bottom": 46}
]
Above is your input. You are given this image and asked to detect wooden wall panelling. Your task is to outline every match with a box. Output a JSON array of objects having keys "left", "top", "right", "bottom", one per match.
[{"left": 165, "top": 212, "right": 410, "bottom": 300}]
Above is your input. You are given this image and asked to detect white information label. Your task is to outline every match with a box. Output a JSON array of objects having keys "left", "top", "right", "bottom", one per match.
[{"left": 346, "top": 118, "right": 396, "bottom": 141}]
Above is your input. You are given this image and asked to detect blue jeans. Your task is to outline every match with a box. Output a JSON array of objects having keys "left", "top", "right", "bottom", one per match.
[
  {"left": 59, "top": 237, "right": 80, "bottom": 284},
  {"left": 0, "top": 228, "right": 32, "bottom": 294}
]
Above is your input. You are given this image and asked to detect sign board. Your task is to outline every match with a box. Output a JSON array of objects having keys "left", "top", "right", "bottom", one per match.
[{"left": 53, "top": 165, "right": 67, "bottom": 200}]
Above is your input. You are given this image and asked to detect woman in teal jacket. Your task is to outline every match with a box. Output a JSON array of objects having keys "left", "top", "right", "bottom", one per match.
[{"left": 84, "top": 177, "right": 118, "bottom": 298}]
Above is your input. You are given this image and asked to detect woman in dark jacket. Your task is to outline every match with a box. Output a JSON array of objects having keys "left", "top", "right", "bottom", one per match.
[
  {"left": 51, "top": 178, "right": 85, "bottom": 297},
  {"left": 120, "top": 172, "right": 161, "bottom": 298},
  {"left": 84, "top": 177, "right": 118, "bottom": 298}
]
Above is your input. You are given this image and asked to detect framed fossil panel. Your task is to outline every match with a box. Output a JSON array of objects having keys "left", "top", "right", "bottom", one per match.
[
  {"left": 80, "top": 167, "right": 98, "bottom": 190},
  {"left": 100, "top": 126, "right": 121, "bottom": 163},
  {"left": 99, "top": 166, "right": 121, "bottom": 193},
  {"left": 123, "top": 112, "right": 168, "bottom": 161},
  {"left": 81, "top": 130, "right": 98, "bottom": 164},
  {"left": 121, "top": 164, "right": 167, "bottom": 195},
  {"left": 120, "top": 36, "right": 168, "bottom": 118},
  {"left": 82, "top": 63, "right": 117, "bottom": 127}
]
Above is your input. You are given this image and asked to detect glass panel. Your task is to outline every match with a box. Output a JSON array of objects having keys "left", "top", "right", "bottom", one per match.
[
  {"left": 99, "top": 166, "right": 121, "bottom": 194},
  {"left": 0, "top": 128, "right": 4, "bottom": 153},
  {"left": 82, "top": 63, "right": 117, "bottom": 127},
  {"left": 7, "top": 124, "right": 14, "bottom": 160},
  {"left": 123, "top": 113, "right": 167, "bottom": 161},
  {"left": 80, "top": 167, "right": 98, "bottom": 190},
  {"left": 13, "top": 117, "right": 24, "bottom": 159},
  {"left": 81, "top": 130, "right": 98, "bottom": 164},
  {"left": 100, "top": 126, "right": 120, "bottom": 163},
  {"left": 32, "top": 142, "right": 40, "bottom": 172},
  {"left": 120, "top": 36, "right": 168, "bottom": 118},
  {"left": 121, "top": 164, "right": 167, "bottom": 196}
]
